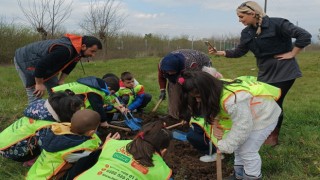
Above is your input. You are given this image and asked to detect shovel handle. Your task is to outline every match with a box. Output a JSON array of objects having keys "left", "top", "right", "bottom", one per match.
[
  {"left": 216, "top": 150, "right": 222, "bottom": 180},
  {"left": 107, "top": 124, "right": 131, "bottom": 132},
  {"left": 152, "top": 99, "right": 163, "bottom": 112},
  {"left": 166, "top": 120, "right": 186, "bottom": 130}
]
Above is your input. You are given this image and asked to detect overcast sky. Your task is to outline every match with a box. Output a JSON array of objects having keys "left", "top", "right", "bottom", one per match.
[{"left": 1, "top": 0, "right": 319, "bottom": 42}]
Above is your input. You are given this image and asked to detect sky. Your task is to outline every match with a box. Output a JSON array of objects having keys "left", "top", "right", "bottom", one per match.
[{"left": 1, "top": 0, "right": 319, "bottom": 42}]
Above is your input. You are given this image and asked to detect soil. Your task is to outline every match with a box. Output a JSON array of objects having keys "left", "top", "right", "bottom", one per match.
[{"left": 98, "top": 113, "right": 233, "bottom": 180}]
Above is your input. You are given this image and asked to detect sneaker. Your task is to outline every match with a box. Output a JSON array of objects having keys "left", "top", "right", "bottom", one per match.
[
  {"left": 199, "top": 153, "right": 225, "bottom": 162},
  {"left": 109, "top": 120, "right": 127, "bottom": 127}
]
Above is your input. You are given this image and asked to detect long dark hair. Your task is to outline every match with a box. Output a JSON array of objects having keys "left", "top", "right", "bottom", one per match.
[
  {"left": 126, "top": 121, "right": 172, "bottom": 167},
  {"left": 178, "top": 71, "right": 224, "bottom": 124},
  {"left": 49, "top": 91, "right": 83, "bottom": 122}
]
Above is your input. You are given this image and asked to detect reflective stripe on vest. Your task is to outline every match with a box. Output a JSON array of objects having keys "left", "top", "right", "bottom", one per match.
[
  {"left": 75, "top": 139, "right": 172, "bottom": 180},
  {"left": 52, "top": 82, "right": 106, "bottom": 109},
  {"left": 26, "top": 133, "right": 101, "bottom": 180},
  {"left": 0, "top": 117, "right": 54, "bottom": 150},
  {"left": 190, "top": 76, "right": 281, "bottom": 147}
]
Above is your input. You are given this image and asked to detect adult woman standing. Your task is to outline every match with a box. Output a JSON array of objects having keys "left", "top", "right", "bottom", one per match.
[
  {"left": 158, "top": 49, "right": 222, "bottom": 119},
  {"left": 209, "top": 1, "right": 311, "bottom": 146}
]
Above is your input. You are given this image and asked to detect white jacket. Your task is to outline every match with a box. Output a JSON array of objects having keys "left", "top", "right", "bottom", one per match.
[{"left": 217, "top": 91, "right": 281, "bottom": 154}]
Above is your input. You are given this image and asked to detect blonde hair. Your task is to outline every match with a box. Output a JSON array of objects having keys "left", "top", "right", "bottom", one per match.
[{"left": 237, "top": 1, "right": 266, "bottom": 35}]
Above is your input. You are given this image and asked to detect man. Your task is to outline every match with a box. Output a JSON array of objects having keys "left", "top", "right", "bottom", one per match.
[{"left": 14, "top": 34, "right": 102, "bottom": 104}]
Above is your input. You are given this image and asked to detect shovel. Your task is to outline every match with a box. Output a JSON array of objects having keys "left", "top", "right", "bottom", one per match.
[
  {"left": 123, "top": 112, "right": 142, "bottom": 131},
  {"left": 166, "top": 120, "right": 187, "bottom": 141},
  {"left": 114, "top": 97, "right": 142, "bottom": 131},
  {"left": 166, "top": 120, "right": 186, "bottom": 129},
  {"left": 172, "top": 130, "right": 188, "bottom": 141},
  {"left": 216, "top": 148, "right": 222, "bottom": 180},
  {"left": 152, "top": 99, "right": 163, "bottom": 112},
  {"left": 107, "top": 124, "right": 131, "bottom": 132}
]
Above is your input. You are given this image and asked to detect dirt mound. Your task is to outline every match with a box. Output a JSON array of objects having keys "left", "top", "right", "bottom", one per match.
[{"left": 98, "top": 113, "right": 233, "bottom": 180}]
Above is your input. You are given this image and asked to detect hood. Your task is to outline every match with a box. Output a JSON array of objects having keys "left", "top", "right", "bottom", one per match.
[
  {"left": 160, "top": 53, "right": 185, "bottom": 73},
  {"left": 38, "top": 123, "right": 90, "bottom": 152},
  {"left": 77, "top": 76, "right": 110, "bottom": 95}
]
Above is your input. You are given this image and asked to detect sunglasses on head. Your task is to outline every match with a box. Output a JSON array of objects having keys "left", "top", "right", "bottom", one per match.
[{"left": 239, "top": 2, "right": 255, "bottom": 12}]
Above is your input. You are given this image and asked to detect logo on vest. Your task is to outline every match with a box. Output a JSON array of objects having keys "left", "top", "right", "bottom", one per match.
[{"left": 112, "top": 152, "right": 130, "bottom": 163}]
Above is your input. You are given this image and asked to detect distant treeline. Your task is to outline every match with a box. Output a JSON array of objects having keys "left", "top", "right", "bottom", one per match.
[{"left": 1, "top": 23, "right": 319, "bottom": 64}]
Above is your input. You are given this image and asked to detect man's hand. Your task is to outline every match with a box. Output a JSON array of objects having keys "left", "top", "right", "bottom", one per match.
[
  {"left": 33, "top": 83, "right": 46, "bottom": 98},
  {"left": 159, "top": 89, "right": 166, "bottom": 100}
]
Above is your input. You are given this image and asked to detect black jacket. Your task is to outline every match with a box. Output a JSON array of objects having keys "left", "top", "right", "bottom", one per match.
[{"left": 226, "top": 16, "right": 311, "bottom": 83}]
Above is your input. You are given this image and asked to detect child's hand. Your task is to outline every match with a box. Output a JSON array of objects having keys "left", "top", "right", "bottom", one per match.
[
  {"left": 123, "top": 108, "right": 130, "bottom": 114},
  {"left": 106, "top": 132, "right": 121, "bottom": 141},
  {"left": 100, "top": 121, "right": 110, "bottom": 127},
  {"left": 213, "top": 120, "right": 223, "bottom": 140},
  {"left": 115, "top": 105, "right": 125, "bottom": 113}
]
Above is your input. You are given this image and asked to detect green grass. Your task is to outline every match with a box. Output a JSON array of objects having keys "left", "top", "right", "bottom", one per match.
[{"left": 0, "top": 52, "right": 319, "bottom": 179}]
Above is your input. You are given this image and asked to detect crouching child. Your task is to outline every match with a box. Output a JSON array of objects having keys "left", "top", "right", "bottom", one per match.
[{"left": 25, "top": 109, "right": 102, "bottom": 179}]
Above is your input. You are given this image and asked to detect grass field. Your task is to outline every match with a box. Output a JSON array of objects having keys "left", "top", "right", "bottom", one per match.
[{"left": 0, "top": 51, "right": 319, "bottom": 179}]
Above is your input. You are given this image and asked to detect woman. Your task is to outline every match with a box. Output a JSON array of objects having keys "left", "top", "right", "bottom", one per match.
[
  {"left": 158, "top": 49, "right": 222, "bottom": 119},
  {"left": 178, "top": 71, "right": 281, "bottom": 179},
  {"left": 209, "top": 1, "right": 312, "bottom": 146},
  {"left": 63, "top": 121, "right": 173, "bottom": 180}
]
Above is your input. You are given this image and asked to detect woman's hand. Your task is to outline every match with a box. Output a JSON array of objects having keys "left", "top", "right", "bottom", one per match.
[
  {"left": 208, "top": 47, "right": 226, "bottom": 57},
  {"left": 274, "top": 51, "right": 295, "bottom": 60}
]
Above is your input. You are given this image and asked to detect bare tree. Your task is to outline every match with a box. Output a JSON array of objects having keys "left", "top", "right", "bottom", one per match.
[
  {"left": 80, "top": 0, "right": 126, "bottom": 57},
  {"left": 17, "top": 0, "right": 73, "bottom": 39},
  {"left": 18, "top": 0, "right": 49, "bottom": 39},
  {"left": 47, "top": 0, "right": 73, "bottom": 37}
]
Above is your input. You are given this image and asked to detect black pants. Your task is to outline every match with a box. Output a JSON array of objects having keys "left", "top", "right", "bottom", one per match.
[
  {"left": 62, "top": 149, "right": 102, "bottom": 180},
  {"left": 269, "top": 79, "right": 295, "bottom": 129}
]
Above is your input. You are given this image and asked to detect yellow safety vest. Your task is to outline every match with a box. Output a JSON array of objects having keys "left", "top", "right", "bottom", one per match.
[
  {"left": 25, "top": 130, "right": 101, "bottom": 180},
  {"left": 117, "top": 84, "right": 144, "bottom": 105},
  {"left": 75, "top": 139, "right": 172, "bottom": 180},
  {"left": 190, "top": 76, "right": 281, "bottom": 147},
  {"left": 52, "top": 82, "right": 107, "bottom": 109},
  {"left": 0, "top": 117, "right": 54, "bottom": 150}
]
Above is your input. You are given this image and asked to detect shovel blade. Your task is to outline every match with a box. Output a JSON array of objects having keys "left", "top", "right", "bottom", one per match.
[
  {"left": 125, "top": 119, "right": 141, "bottom": 131},
  {"left": 132, "top": 117, "right": 142, "bottom": 123},
  {"left": 172, "top": 130, "right": 188, "bottom": 142}
]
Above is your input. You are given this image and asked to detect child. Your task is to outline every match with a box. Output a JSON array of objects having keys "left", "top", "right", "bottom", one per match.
[
  {"left": 24, "top": 90, "right": 82, "bottom": 122},
  {"left": 0, "top": 91, "right": 83, "bottom": 163},
  {"left": 63, "top": 121, "right": 173, "bottom": 180},
  {"left": 25, "top": 109, "right": 102, "bottom": 179},
  {"left": 52, "top": 76, "right": 120, "bottom": 127},
  {"left": 178, "top": 71, "right": 281, "bottom": 180},
  {"left": 117, "top": 71, "right": 152, "bottom": 114}
]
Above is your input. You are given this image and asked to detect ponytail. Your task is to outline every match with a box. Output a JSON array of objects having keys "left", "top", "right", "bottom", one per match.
[{"left": 126, "top": 121, "right": 172, "bottom": 167}]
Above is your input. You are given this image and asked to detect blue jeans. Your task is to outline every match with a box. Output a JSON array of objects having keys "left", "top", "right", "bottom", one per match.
[
  {"left": 187, "top": 124, "right": 216, "bottom": 155},
  {"left": 14, "top": 57, "right": 58, "bottom": 104}
]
